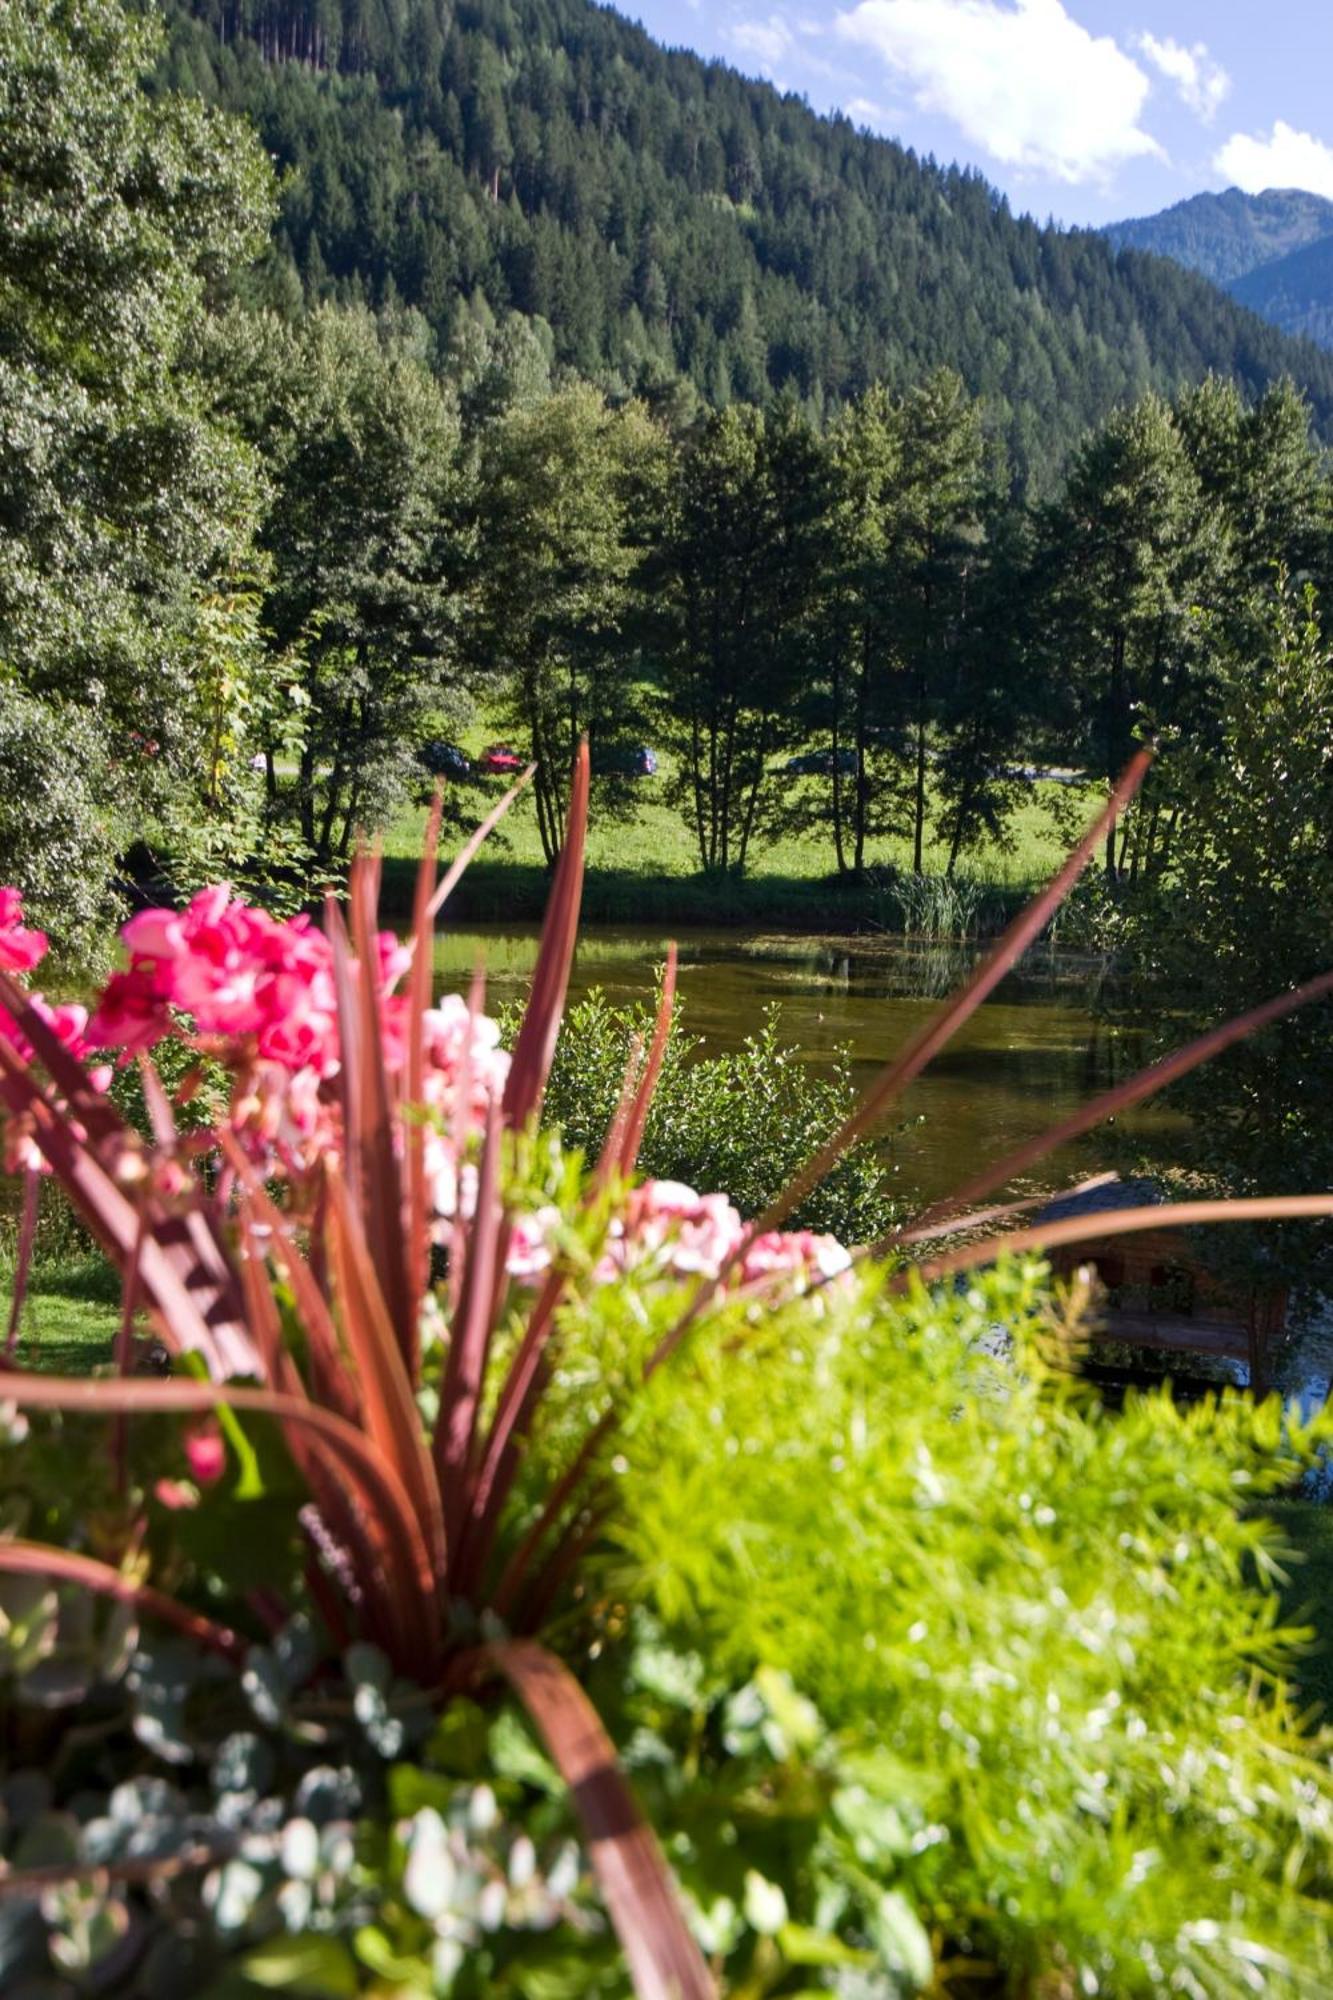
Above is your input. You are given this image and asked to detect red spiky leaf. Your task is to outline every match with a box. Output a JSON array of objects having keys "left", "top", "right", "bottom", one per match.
[
  {"left": 502, "top": 741, "right": 590, "bottom": 1132},
  {"left": 486, "top": 1639, "right": 715, "bottom": 2000}
]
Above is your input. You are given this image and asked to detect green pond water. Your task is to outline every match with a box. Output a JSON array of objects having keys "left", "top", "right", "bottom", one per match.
[
  {"left": 433, "top": 924, "right": 1333, "bottom": 1416},
  {"left": 432, "top": 924, "right": 1179, "bottom": 1214}
]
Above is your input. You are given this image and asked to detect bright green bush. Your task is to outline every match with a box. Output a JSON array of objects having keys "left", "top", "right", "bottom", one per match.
[
  {"left": 543, "top": 993, "right": 898, "bottom": 1242},
  {"left": 0, "top": 690, "right": 124, "bottom": 970},
  {"left": 5, "top": 758, "right": 1333, "bottom": 1999},
  {"left": 607, "top": 1259, "right": 1333, "bottom": 1996}
]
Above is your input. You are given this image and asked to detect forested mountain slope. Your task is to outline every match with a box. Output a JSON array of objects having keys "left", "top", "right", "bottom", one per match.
[
  {"left": 161, "top": 0, "right": 1333, "bottom": 485},
  {"left": 1105, "top": 187, "right": 1333, "bottom": 287},
  {"left": 1105, "top": 187, "right": 1333, "bottom": 355},
  {"left": 1229, "top": 233, "right": 1333, "bottom": 352}
]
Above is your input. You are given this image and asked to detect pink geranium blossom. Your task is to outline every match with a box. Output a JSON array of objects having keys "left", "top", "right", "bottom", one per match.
[
  {"left": 0, "top": 889, "right": 48, "bottom": 974},
  {"left": 740, "top": 1229, "right": 852, "bottom": 1289},
  {"left": 94, "top": 887, "right": 343, "bottom": 1074},
  {"left": 1, "top": 880, "right": 857, "bottom": 1299},
  {"left": 0, "top": 982, "right": 113, "bottom": 1174}
]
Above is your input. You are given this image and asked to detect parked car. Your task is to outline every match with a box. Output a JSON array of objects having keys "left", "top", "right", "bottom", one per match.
[
  {"left": 417, "top": 740, "right": 471, "bottom": 779},
  {"left": 479, "top": 743, "right": 525, "bottom": 775},
  {"left": 786, "top": 748, "right": 855, "bottom": 776},
  {"left": 592, "top": 743, "right": 658, "bottom": 777}
]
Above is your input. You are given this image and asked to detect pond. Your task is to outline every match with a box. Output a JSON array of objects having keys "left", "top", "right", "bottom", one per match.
[
  {"left": 433, "top": 922, "right": 1333, "bottom": 1415},
  {"left": 433, "top": 922, "right": 1177, "bottom": 1213}
]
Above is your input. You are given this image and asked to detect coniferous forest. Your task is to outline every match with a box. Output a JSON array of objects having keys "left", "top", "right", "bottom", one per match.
[{"left": 164, "top": 0, "right": 1333, "bottom": 489}]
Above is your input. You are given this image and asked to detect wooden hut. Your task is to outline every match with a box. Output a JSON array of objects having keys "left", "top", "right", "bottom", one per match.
[{"left": 1038, "top": 1176, "right": 1289, "bottom": 1393}]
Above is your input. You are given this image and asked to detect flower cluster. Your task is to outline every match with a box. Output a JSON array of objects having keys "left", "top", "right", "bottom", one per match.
[
  {"left": 91, "top": 888, "right": 344, "bottom": 1072},
  {"left": 0, "top": 892, "right": 112, "bottom": 1172},
  {"left": 602, "top": 1180, "right": 850, "bottom": 1292},
  {"left": 83, "top": 886, "right": 510, "bottom": 1192},
  {"left": 0, "top": 886, "right": 850, "bottom": 1305},
  {"left": 0, "top": 889, "right": 48, "bottom": 975}
]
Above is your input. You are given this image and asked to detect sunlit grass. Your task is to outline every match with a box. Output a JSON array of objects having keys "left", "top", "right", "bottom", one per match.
[
  {"left": 2, "top": 1254, "right": 121, "bottom": 1372},
  {"left": 385, "top": 732, "right": 1084, "bottom": 910}
]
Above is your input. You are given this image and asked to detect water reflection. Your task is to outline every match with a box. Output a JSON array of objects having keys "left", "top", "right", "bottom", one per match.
[
  {"left": 431, "top": 922, "right": 1332, "bottom": 1423},
  {"left": 432, "top": 923, "right": 1175, "bottom": 1211}
]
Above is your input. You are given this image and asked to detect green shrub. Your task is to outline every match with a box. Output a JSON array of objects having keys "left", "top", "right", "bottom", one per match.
[
  {"left": 542, "top": 993, "right": 898, "bottom": 1242},
  {"left": 5, "top": 747, "right": 1333, "bottom": 1998},
  {"left": 605, "top": 1258, "right": 1333, "bottom": 1996},
  {"left": 0, "top": 690, "right": 124, "bottom": 971}
]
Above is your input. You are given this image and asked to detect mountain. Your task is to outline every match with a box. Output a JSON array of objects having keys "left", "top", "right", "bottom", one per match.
[
  {"left": 1105, "top": 187, "right": 1333, "bottom": 353},
  {"left": 1227, "top": 231, "right": 1333, "bottom": 351},
  {"left": 162, "top": 1, "right": 1333, "bottom": 483},
  {"left": 1104, "top": 187, "right": 1333, "bottom": 287}
]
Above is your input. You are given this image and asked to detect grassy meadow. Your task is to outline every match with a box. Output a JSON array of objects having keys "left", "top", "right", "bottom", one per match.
[{"left": 382, "top": 736, "right": 1086, "bottom": 928}]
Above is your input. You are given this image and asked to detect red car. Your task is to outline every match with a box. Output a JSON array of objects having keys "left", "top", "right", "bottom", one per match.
[{"left": 479, "top": 743, "right": 525, "bottom": 775}]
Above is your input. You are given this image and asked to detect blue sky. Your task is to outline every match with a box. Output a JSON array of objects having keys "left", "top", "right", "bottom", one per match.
[{"left": 622, "top": 0, "right": 1333, "bottom": 227}]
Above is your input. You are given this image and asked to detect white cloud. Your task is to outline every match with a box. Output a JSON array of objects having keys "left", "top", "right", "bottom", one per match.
[
  {"left": 846, "top": 95, "right": 890, "bottom": 126},
  {"left": 834, "top": 0, "right": 1161, "bottom": 185},
  {"left": 729, "top": 14, "right": 796, "bottom": 68},
  {"left": 1137, "top": 33, "right": 1229, "bottom": 124},
  {"left": 1214, "top": 120, "right": 1333, "bottom": 200}
]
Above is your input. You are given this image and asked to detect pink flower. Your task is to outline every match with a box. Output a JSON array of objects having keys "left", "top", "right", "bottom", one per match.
[
  {"left": 375, "top": 931, "right": 412, "bottom": 993},
  {"left": 0, "top": 991, "right": 105, "bottom": 1073},
  {"left": 89, "top": 963, "right": 174, "bottom": 1056},
  {"left": 0, "top": 889, "right": 48, "bottom": 974},
  {"left": 184, "top": 1420, "right": 226, "bottom": 1486},
  {"left": 506, "top": 1205, "right": 561, "bottom": 1281},
  {"left": 605, "top": 1180, "right": 745, "bottom": 1282},
  {"left": 741, "top": 1230, "right": 852, "bottom": 1289},
  {"left": 96, "top": 890, "right": 341, "bottom": 1074}
]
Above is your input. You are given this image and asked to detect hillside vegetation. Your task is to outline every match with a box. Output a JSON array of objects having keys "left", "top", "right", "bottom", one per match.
[
  {"left": 1107, "top": 186, "right": 1333, "bottom": 353},
  {"left": 1106, "top": 186, "right": 1333, "bottom": 286},
  {"left": 1232, "top": 231, "right": 1333, "bottom": 351},
  {"left": 162, "top": 0, "right": 1333, "bottom": 486}
]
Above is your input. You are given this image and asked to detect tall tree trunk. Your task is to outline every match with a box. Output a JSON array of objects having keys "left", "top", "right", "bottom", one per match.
[
  {"left": 912, "top": 692, "right": 928, "bottom": 875},
  {"left": 1105, "top": 627, "right": 1128, "bottom": 881},
  {"left": 830, "top": 637, "right": 847, "bottom": 876},
  {"left": 853, "top": 627, "right": 871, "bottom": 876},
  {"left": 736, "top": 710, "right": 773, "bottom": 872}
]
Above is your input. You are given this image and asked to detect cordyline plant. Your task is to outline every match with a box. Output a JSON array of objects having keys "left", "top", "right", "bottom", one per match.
[{"left": 2, "top": 744, "right": 1333, "bottom": 1996}]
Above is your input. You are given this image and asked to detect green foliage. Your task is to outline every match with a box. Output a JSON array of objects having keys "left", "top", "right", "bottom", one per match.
[
  {"left": 470, "top": 383, "right": 664, "bottom": 861},
  {"left": 0, "top": 688, "right": 124, "bottom": 969},
  {"left": 0, "top": 0, "right": 276, "bottom": 915},
  {"left": 208, "top": 302, "right": 472, "bottom": 868},
  {"left": 153, "top": 573, "right": 325, "bottom": 910},
  {"left": 1035, "top": 392, "right": 1221, "bottom": 869},
  {"left": 162, "top": 0, "right": 1333, "bottom": 488},
  {"left": 542, "top": 992, "right": 897, "bottom": 1241},
  {"left": 652, "top": 401, "right": 829, "bottom": 872},
  {"left": 1116, "top": 576, "right": 1333, "bottom": 1291},
  {"left": 610, "top": 1258, "right": 1333, "bottom": 1995}
]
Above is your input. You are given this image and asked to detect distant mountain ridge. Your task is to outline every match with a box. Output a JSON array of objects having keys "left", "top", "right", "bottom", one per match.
[
  {"left": 164, "top": 0, "right": 1333, "bottom": 475},
  {"left": 1105, "top": 188, "right": 1333, "bottom": 351}
]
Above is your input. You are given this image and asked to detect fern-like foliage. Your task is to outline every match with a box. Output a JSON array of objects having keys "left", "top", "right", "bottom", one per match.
[{"left": 608, "top": 1258, "right": 1333, "bottom": 1996}]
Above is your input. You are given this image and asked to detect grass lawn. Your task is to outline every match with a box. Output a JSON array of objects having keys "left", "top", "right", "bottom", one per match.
[
  {"left": 3, "top": 1253, "right": 121, "bottom": 1372},
  {"left": 382, "top": 738, "right": 1088, "bottom": 929}
]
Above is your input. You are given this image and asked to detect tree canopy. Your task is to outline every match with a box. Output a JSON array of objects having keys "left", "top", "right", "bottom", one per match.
[{"left": 161, "top": 0, "right": 1333, "bottom": 490}]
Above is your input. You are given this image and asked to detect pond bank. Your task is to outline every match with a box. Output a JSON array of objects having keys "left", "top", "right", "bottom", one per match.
[{"left": 379, "top": 853, "right": 1036, "bottom": 935}]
